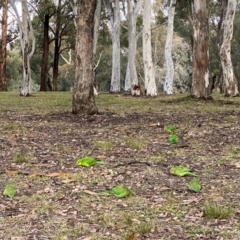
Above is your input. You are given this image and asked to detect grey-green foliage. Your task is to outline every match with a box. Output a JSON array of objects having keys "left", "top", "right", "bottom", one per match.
[{"left": 6, "top": 49, "right": 22, "bottom": 91}]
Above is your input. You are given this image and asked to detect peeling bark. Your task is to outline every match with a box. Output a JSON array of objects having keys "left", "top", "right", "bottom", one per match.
[
  {"left": 143, "top": 0, "right": 157, "bottom": 96},
  {"left": 104, "top": 0, "right": 121, "bottom": 93},
  {"left": 8, "top": 0, "right": 35, "bottom": 96},
  {"left": 163, "top": 0, "right": 176, "bottom": 95},
  {"left": 126, "top": 0, "right": 143, "bottom": 96},
  {"left": 72, "top": 0, "right": 98, "bottom": 115},
  {"left": 219, "top": 0, "right": 239, "bottom": 97},
  {"left": 191, "top": 0, "right": 212, "bottom": 99}
]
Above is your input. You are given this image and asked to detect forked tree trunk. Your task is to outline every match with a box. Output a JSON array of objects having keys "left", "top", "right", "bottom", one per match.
[
  {"left": 219, "top": 0, "right": 239, "bottom": 97},
  {"left": 0, "top": 0, "right": 8, "bottom": 91},
  {"left": 191, "top": 0, "right": 212, "bottom": 99},
  {"left": 163, "top": 0, "right": 176, "bottom": 95},
  {"left": 143, "top": 0, "right": 157, "bottom": 96},
  {"left": 72, "top": 0, "right": 98, "bottom": 115},
  {"left": 9, "top": 0, "right": 35, "bottom": 96}
]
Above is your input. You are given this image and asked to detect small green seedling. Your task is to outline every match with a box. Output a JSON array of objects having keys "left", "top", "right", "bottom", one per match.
[
  {"left": 100, "top": 185, "right": 133, "bottom": 198},
  {"left": 3, "top": 184, "right": 16, "bottom": 198},
  {"left": 76, "top": 156, "right": 107, "bottom": 167},
  {"left": 164, "top": 125, "right": 176, "bottom": 134},
  {"left": 169, "top": 134, "right": 179, "bottom": 144},
  {"left": 170, "top": 165, "right": 197, "bottom": 177},
  {"left": 188, "top": 178, "right": 201, "bottom": 192}
]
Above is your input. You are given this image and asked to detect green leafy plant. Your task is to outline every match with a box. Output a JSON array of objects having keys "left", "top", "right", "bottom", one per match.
[
  {"left": 164, "top": 125, "right": 176, "bottom": 134},
  {"left": 188, "top": 178, "right": 201, "bottom": 192},
  {"left": 3, "top": 184, "right": 16, "bottom": 198},
  {"left": 100, "top": 185, "right": 133, "bottom": 198},
  {"left": 204, "top": 202, "right": 233, "bottom": 219},
  {"left": 76, "top": 156, "right": 107, "bottom": 167},
  {"left": 169, "top": 134, "right": 179, "bottom": 144},
  {"left": 170, "top": 165, "right": 197, "bottom": 177}
]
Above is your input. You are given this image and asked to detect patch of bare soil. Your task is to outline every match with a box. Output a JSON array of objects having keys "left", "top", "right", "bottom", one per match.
[{"left": 1, "top": 106, "right": 240, "bottom": 239}]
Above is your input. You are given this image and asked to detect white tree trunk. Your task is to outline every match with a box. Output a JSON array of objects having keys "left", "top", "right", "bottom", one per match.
[
  {"left": 124, "top": 62, "right": 131, "bottom": 91},
  {"left": 219, "top": 0, "right": 239, "bottom": 96},
  {"left": 143, "top": 0, "right": 157, "bottom": 96},
  {"left": 127, "top": 0, "right": 143, "bottom": 96},
  {"left": 8, "top": 0, "right": 35, "bottom": 96},
  {"left": 111, "top": 0, "right": 121, "bottom": 92},
  {"left": 93, "top": 0, "right": 102, "bottom": 55},
  {"left": 104, "top": 0, "right": 121, "bottom": 93},
  {"left": 163, "top": 0, "right": 176, "bottom": 95}
]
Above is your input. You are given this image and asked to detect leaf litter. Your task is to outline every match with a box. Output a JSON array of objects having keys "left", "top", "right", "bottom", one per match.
[{"left": 1, "top": 94, "right": 240, "bottom": 239}]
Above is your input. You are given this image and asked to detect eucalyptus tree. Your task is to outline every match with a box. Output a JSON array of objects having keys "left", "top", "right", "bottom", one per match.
[
  {"left": 191, "top": 0, "right": 212, "bottom": 99},
  {"left": 103, "top": 0, "right": 121, "bottom": 93},
  {"left": 219, "top": 0, "right": 239, "bottom": 96},
  {"left": 32, "top": 0, "right": 56, "bottom": 91},
  {"left": 52, "top": 0, "right": 75, "bottom": 91},
  {"left": 163, "top": 0, "right": 176, "bottom": 95},
  {"left": 0, "top": 0, "right": 8, "bottom": 91},
  {"left": 8, "top": 0, "right": 35, "bottom": 96},
  {"left": 126, "top": 0, "right": 143, "bottom": 95},
  {"left": 142, "top": 0, "right": 157, "bottom": 96},
  {"left": 72, "top": 0, "right": 98, "bottom": 115}
]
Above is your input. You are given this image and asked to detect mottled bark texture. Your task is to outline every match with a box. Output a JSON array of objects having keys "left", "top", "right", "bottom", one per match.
[
  {"left": 219, "top": 0, "right": 239, "bottom": 97},
  {"left": 104, "top": 0, "right": 121, "bottom": 93},
  {"left": 72, "top": 0, "right": 98, "bottom": 115},
  {"left": 191, "top": 0, "right": 212, "bottom": 99},
  {"left": 163, "top": 0, "right": 176, "bottom": 95}
]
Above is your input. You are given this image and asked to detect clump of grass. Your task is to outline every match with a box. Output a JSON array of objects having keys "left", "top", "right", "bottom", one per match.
[
  {"left": 13, "top": 152, "right": 32, "bottom": 163},
  {"left": 133, "top": 221, "right": 154, "bottom": 234},
  {"left": 204, "top": 202, "right": 233, "bottom": 219},
  {"left": 94, "top": 140, "right": 115, "bottom": 155},
  {"left": 125, "top": 137, "right": 146, "bottom": 150}
]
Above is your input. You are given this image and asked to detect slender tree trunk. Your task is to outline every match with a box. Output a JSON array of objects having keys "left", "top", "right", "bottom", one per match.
[
  {"left": 127, "top": 0, "right": 143, "bottom": 96},
  {"left": 217, "top": 0, "right": 227, "bottom": 94},
  {"left": 219, "top": 0, "right": 239, "bottom": 97},
  {"left": 72, "top": 0, "right": 98, "bottom": 115},
  {"left": 93, "top": 0, "right": 101, "bottom": 56},
  {"left": 0, "top": 0, "right": 8, "bottom": 91},
  {"left": 20, "top": 0, "right": 34, "bottom": 96},
  {"left": 110, "top": 0, "right": 121, "bottom": 93},
  {"left": 52, "top": 0, "right": 61, "bottom": 91},
  {"left": 103, "top": 0, "right": 121, "bottom": 93},
  {"left": 191, "top": 0, "right": 212, "bottom": 99},
  {"left": 163, "top": 0, "right": 176, "bottom": 95},
  {"left": 40, "top": 14, "right": 50, "bottom": 91},
  {"left": 142, "top": 0, "right": 157, "bottom": 96}
]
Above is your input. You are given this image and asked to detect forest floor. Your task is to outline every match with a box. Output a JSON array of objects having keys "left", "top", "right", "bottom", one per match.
[{"left": 1, "top": 92, "right": 240, "bottom": 240}]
